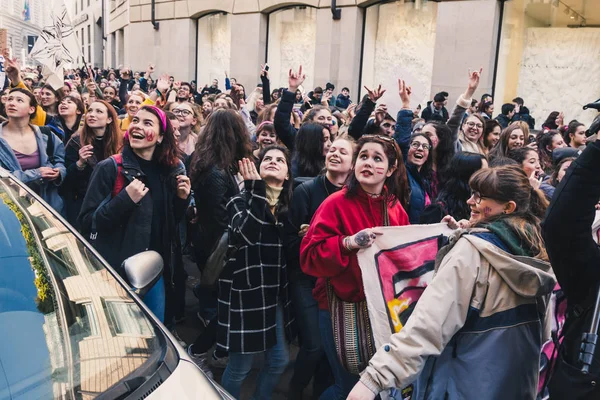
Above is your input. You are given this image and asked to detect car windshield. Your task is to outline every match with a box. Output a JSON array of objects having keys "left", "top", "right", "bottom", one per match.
[{"left": 0, "top": 176, "right": 165, "bottom": 399}]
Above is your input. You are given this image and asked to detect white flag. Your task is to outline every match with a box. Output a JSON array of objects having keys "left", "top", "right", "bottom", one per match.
[{"left": 30, "top": 1, "right": 81, "bottom": 89}]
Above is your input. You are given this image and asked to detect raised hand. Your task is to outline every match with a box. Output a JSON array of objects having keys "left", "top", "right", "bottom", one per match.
[
  {"left": 5, "top": 56, "right": 21, "bottom": 84},
  {"left": 156, "top": 74, "right": 170, "bottom": 93},
  {"left": 125, "top": 178, "right": 149, "bottom": 203},
  {"left": 466, "top": 67, "right": 483, "bottom": 98},
  {"left": 172, "top": 81, "right": 182, "bottom": 90},
  {"left": 364, "top": 84, "right": 386, "bottom": 103},
  {"left": 288, "top": 65, "right": 306, "bottom": 92},
  {"left": 260, "top": 64, "right": 269, "bottom": 79},
  {"left": 374, "top": 104, "right": 388, "bottom": 126},
  {"left": 398, "top": 79, "right": 412, "bottom": 108},
  {"left": 238, "top": 158, "right": 261, "bottom": 181}
]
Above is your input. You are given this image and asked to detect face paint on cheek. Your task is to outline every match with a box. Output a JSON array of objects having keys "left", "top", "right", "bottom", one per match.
[
  {"left": 144, "top": 128, "right": 156, "bottom": 142},
  {"left": 483, "top": 206, "right": 493, "bottom": 218},
  {"left": 375, "top": 167, "right": 385, "bottom": 175}
]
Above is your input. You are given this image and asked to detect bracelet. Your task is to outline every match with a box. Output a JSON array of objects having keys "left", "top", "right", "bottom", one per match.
[
  {"left": 343, "top": 236, "right": 353, "bottom": 252},
  {"left": 76, "top": 161, "right": 86, "bottom": 170}
]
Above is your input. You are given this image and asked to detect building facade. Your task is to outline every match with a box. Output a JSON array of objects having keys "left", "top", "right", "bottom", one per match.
[
  {"left": 0, "top": 0, "right": 52, "bottom": 66},
  {"left": 66, "top": 0, "right": 106, "bottom": 68},
  {"left": 105, "top": 0, "right": 598, "bottom": 126}
]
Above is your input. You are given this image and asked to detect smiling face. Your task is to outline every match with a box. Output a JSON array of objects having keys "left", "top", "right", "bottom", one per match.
[
  {"left": 257, "top": 128, "right": 277, "bottom": 149},
  {"left": 33, "top": 88, "right": 42, "bottom": 103},
  {"left": 507, "top": 128, "right": 525, "bottom": 150},
  {"left": 326, "top": 139, "right": 353, "bottom": 175},
  {"left": 259, "top": 149, "right": 289, "bottom": 187},
  {"left": 354, "top": 142, "right": 394, "bottom": 193},
  {"left": 421, "top": 124, "right": 439, "bottom": 149},
  {"left": 462, "top": 115, "right": 484, "bottom": 142},
  {"left": 521, "top": 149, "right": 541, "bottom": 178},
  {"left": 86, "top": 102, "right": 113, "bottom": 130},
  {"left": 103, "top": 87, "right": 116, "bottom": 102},
  {"left": 177, "top": 85, "right": 191, "bottom": 100},
  {"left": 467, "top": 191, "right": 510, "bottom": 224},
  {"left": 128, "top": 109, "right": 162, "bottom": 151},
  {"left": 6, "top": 91, "right": 35, "bottom": 119},
  {"left": 40, "top": 88, "right": 57, "bottom": 107},
  {"left": 486, "top": 125, "right": 501, "bottom": 148},
  {"left": 126, "top": 94, "right": 144, "bottom": 118},
  {"left": 58, "top": 97, "right": 81, "bottom": 118},
  {"left": 407, "top": 136, "right": 431, "bottom": 168},
  {"left": 173, "top": 103, "right": 197, "bottom": 129}
]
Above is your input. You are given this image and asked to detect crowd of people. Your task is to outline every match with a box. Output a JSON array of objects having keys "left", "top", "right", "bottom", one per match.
[{"left": 1, "top": 54, "right": 599, "bottom": 400}]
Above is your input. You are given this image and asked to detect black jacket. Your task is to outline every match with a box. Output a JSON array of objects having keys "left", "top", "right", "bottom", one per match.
[
  {"left": 190, "top": 166, "right": 240, "bottom": 269},
  {"left": 63, "top": 134, "right": 107, "bottom": 229},
  {"left": 217, "top": 180, "right": 296, "bottom": 353},
  {"left": 421, "top": 101, "right": 449, "bottom": 123},
  {"left": 78, "top": 145, "right": 189, "bottom": 280},
  {"left": 543, "top": 140, "right": 600, "bottom": 305},
  {"left": 285, "top": 175, "right": 341, "bottom": 278},
  {"left": 348, "top": 98, "right": 376, "bottom": 140},
  {"left": 495, "top": 113, "right": 512, "bottom": 129}
]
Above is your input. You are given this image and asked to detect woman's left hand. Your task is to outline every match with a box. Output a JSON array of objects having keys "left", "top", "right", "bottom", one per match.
[
  {"left": 239, "top": 158, "right": 261, "bottom": 181},
  {"left": 176, "top": 175, "right": 191, "bottom": 199},
  {"left": 347, "top": 381, "right": 377, "bottom": 400},
  {"left": 529, "top": 171, "right": 542, "bottom": 191}
]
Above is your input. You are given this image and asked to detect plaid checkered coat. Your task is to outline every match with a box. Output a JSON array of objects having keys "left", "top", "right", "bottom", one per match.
[{"left": 217, "top": 180, "right": 297, "bottom": 354}]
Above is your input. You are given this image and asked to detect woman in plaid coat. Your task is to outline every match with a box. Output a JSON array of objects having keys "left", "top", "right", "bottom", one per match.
[{"left": 217, "top": 145, "right": 297, "bottom": 400}]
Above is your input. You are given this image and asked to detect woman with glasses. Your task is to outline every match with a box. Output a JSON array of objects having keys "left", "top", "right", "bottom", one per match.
[
  {"left": 457, "top": 114, "right": 486, "bottom": 154},
  {"left": 404, "top": 134, "right": 434, "bottom": 223},
  {"left": 348, "top": 165, "right": 555, "bottom": 400},
  {"left": 301, "top": 135, "right": 410, "bottom": 399},
  {"left": 172, "top": 102, "right": 200, "bottom": 156}
]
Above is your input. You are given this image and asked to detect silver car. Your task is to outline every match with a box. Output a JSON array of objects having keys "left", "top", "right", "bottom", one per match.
[{"left": 0, "top": 168, "right": 232, "bottom": 399}]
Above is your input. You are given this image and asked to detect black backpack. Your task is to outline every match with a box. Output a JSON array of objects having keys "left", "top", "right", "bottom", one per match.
[{"left": 38, "top": 126, "right": 56, "bottom": 163}]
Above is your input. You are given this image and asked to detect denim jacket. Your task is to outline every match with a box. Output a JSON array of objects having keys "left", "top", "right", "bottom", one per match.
[{"left": 0, "top": 123, "right": 66, "bottom": 214}]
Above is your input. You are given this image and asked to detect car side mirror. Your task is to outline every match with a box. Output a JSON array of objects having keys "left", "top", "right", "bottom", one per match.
[{"left": 122, "top": 251, "right": 163, "bottom": 297}]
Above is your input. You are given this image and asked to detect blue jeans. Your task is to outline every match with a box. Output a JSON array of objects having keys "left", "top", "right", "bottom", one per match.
[
  {"left": 319, "top": 309, "right": 359, "bottom": 400},
  {"left": 290, "top": 273, "right": 327, "bottom": 391},
  {"left": 221, "top": 304, "right": 289, "bottom": 400},
  {"left": 143, "top": 276, "right": 165, "bottom": 323}
]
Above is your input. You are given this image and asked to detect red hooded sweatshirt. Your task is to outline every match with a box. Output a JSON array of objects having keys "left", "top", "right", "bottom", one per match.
[{"left": 300, "top": 186, "right": 410, "bottom": 310}]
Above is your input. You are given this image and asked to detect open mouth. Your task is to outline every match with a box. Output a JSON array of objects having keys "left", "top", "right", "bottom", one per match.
[
  {"left": 328, "top": 157, "right": 341, "bottom": 165},
  {"left": 413, "top": 153, "right": 424, "bottom": 160},
  {"left": 130, "top": 130, "right": 146, "bottom": 140},
  {"left": 360, "top": 170, "right": 373, "bottom": 177}
]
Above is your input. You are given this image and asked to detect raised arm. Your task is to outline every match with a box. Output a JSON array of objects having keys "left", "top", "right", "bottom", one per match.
[
  {"left": 5, "top": 57, "right": 46, "bottom": 126},
  {"left": 394, "top": 79, "right": 415, "bottom": 160},
  {"left": 348, "top": 85, "right": 384, "bottom": 140},
  {"left": 447, "top": 68, "right": 482, "bottom": 147},
  {"left": 260, "top": 64, "right": 272, "bottom": 106},
  {"left": 274, "top": 65, "right": 305, "bottom": 150}
]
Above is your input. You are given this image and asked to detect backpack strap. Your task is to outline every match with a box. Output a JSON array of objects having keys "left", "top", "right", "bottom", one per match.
[
  {"left": 111, "top": 153, "right": 126, "bottom": 198},
  {"left": 90, "top": 154, "right": 125, "bottom": 241},
  {"left": 38, "top": 126, "right": 55, "bottom": 164}
]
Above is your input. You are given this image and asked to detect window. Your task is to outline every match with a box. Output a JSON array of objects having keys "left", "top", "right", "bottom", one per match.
[
  {"left": 87, "top": 25, "right": 91, "bottom": 45},
  {"left": 70, "top": 302, "right": 100, "bottom": 338},
  {"left": 104, "top": 301, "right": 153, "bottom": 337},
  {"left": 75, "top": 1, "right": 78, "bottom": 14}
]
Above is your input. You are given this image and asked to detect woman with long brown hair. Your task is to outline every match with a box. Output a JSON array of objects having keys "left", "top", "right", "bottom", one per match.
[
  {"left": 301, "top": 135, "right": 410, "bottom": 399},
  {"left": 186, "top": 109, "right": 253, "bottom": 375},
  {"left": 63, "top": 100, "right": 122, "bottom": 228}
]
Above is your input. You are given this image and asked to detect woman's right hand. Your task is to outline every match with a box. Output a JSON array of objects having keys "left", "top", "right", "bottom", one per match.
[
  {"left": 288, "top": 65, "right": 306, "bottom": 92},
  {"left": 347, "top": 228, "right": 384, "bottom": 250},
  {"left": 238, "top": 158, "right": 261, "bottom": 181},
  {"left": 442, "top": 215, "right": 470, "bottom": 229},
  {"left": 125, "top": 178, "right": 149, "bottom": 203},
  {"left": 398, "top": 79, "right": 412, "bottom": 108},
  {"left": 77, "top": 144, "right": 94, "bottom": 167}
]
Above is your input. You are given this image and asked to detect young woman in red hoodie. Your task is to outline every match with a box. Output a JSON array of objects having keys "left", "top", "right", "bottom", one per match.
[{"left": 300, "top": 134, "right": 410, "bottom": 400}]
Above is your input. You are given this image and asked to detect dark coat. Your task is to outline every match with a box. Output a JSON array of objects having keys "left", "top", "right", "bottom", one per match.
[
  {"left": 217, "top": 180, "right": 296, "bottom": 354},
  {"left": 543, "top": 139, "right": 600, "bottom": 305},
  {"left": 495, "top": 113, "right": 512, "bottom": 129},
  {"left": 78, "top": 145, "right": 189, "bottom": 282},
  {"left": 273, "top": 90, "right": 298, "bottom": 151},
  {"left": 285, "top": 175, "right": 340, "bottom": 278},
  {"left": 62, "top": 133, "right": 106, "bottom": 229},
  {"left": 190, "top": 166, "right": 240, "bottom": 269},
  {"left": 335, "top": 94, "right": 351, "bottom": 109}
]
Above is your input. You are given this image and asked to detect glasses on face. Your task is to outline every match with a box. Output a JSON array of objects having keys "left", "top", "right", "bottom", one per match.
[
  {"left": 173, "top": 109, "right": 192, "bottom": 117},
  {"left": 470, "top": 191, "right": 491, "bottom": 204},
  {"left": 410, "top": 142, "right": 431, "bottom": 151},
  {"left": 466, "top": 121, "right": 484, "bottom": 130}
]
